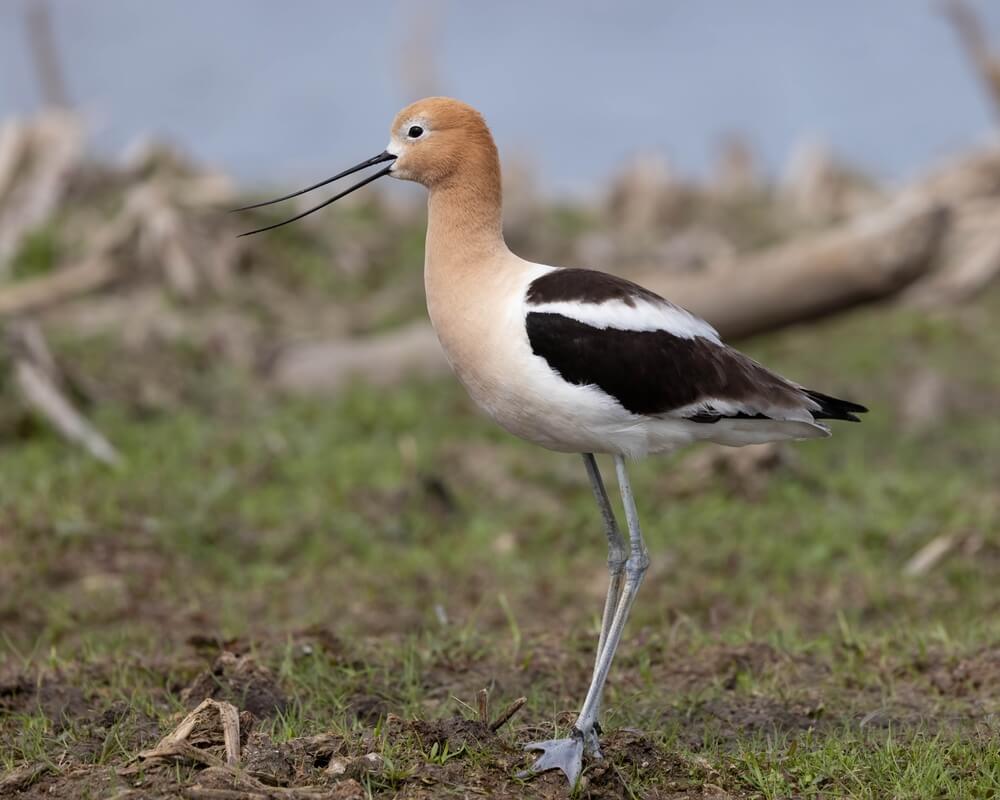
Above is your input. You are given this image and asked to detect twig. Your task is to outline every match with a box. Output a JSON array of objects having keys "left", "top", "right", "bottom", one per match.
[
  {"left": 184, "top": 766, "right": 331, "bottom": 798},
  {"left": 0, "top": 207, "right": 134, "bottom": 318},
  {"left": 13, "top": 351, "right": 120, "bottom": 465},
  {"left": 183, "top": 789, "right": 267, "bottom": 800},
  {"left": 943, "top": 0, "right": 1000, "bottom": 118},
  {"left": 142, "top": 739, "right": 227, "bottom": 770},
  {"left": 25, "top": 0, "right": 71, "bottom": 109},
  {"left": 477, "top": 688, "right": 490, "bottom": 723},
  {"left": 216, "top": 700, "right": 242, "bottom": 767},
  {"left": 0, "top": 111, "right": 83, "bottom": 270},
  {"left": 904, "top": 534, "right": 956, "bottom": 576},
  {"left": 0, "top": 255, "right": 121, "bottom": 317},
  {"left": 127, "top": 699, "right": 240, "bottom": 772},
  {"left": 489, "top": 696, "right": 527, "bottom": 732}
]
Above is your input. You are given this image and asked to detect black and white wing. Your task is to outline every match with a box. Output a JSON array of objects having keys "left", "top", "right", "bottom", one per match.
[{"left": 524, "top": 268, "right": 866, "bottom": 427}]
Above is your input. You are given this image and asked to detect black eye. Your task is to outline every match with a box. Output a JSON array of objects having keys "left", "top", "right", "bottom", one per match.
[{"left": 407, "top": 125, "right": 424, "bottom": 138}]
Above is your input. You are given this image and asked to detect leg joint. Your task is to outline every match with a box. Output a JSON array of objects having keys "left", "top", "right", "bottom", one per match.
[
  {"left": 625, "top": 549, "right": 649, "bottom": 580},
  {"left": 607, "top": 547, "right": 627, "bottom": 572}
]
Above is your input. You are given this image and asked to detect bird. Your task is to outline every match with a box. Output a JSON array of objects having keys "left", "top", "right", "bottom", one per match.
[{"left": 234, "top": 97, "right": 867, "bottom": 787}]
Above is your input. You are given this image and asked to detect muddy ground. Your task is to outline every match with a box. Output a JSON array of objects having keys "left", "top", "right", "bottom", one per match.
[{"left": 2, "top": 275, "right": 1000, "bottom": 797}]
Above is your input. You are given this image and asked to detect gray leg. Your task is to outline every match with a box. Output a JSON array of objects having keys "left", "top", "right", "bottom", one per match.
[
  {"left": 581, "top": 453, "right": 627, "bottom": 682},
  {"left": 522, "top": 455, "right": 649, "bottom": 787},
  {"left": 574, "top": 455, "right": 649, "bottom": 736}
]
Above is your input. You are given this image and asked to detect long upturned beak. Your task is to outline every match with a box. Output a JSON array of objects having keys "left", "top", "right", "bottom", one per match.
[{"left": 232, "top": 151, "right": 397, "bottom": 237}]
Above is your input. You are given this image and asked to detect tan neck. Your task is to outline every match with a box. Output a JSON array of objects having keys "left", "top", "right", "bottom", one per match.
[{"left": 425, "top": 155, "right": 508, "bottom": 274}]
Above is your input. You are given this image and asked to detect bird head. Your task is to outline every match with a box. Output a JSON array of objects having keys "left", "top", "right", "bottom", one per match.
[{"left": 234, "top": 97, "right": 498, "bottom": 236}]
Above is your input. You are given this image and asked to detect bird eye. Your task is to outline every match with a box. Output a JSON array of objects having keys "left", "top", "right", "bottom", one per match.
[{"left": 407, "top": 125, "right": 424, "bottom": 138}]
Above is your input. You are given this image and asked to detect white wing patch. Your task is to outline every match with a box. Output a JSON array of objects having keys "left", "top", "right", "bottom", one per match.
[
  {"left": 667, "top": 396, "right": 816, "bottom": 425},
  {"left": 527, "top": 297, "right": 720, "bottom": 342}
]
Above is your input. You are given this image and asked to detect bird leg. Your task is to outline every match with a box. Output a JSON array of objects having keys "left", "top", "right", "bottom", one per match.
[
  {"left": 522, "top": 455, "right": 648, "bottom": 787},
  {"left": 583, "top": 453, "right": 627, "bottom": 721}
]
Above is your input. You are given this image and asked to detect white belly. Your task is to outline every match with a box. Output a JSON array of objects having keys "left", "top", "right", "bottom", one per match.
[
  {"left": 430, "top": 280, "right": 681, "bottom": 457},
  {"left": 426, "top": 258, "right": 824, "bottom": 458}
]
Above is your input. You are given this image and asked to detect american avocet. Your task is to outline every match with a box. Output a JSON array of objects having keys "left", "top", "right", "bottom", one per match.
[{"left": 236, "top": 98, "right": 867, "bottom": 786}]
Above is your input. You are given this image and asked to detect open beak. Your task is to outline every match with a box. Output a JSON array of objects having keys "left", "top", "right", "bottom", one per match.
[{"left": 232, "top": 151, "right": 396, "bottom": 237}]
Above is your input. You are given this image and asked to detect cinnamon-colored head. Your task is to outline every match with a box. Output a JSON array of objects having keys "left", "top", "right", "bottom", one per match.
[
  {"left": 232, "top": 97, "right": 503, "bottom": 238},
  {"left": 386, "top": 97, "right": 500, "bottom": 191}
]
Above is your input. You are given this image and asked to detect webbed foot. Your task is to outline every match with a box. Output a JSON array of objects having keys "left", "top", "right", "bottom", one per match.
[{"left": 519, "top": 728, "right": 594, "bottom": 787}]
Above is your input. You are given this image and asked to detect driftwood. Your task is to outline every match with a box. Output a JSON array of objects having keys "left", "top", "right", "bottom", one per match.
[
  {"left": 270, "top": 196, "right": 947, "bottom": 392},
  {"left": 25, "top": 0, "right": 72, "bottom": 109},
  {"left": 271, "top": 322, "right": 444, "bottom": 393},
  {"left": 122, "top": 698, "right": 332, "bottom": 798},
  {"left": 640, "top": 196, "right": 948, "bottom": 339},
  {"left": 944, "top": 0, "right": 1000, "bottom": 118},
  {"left": 904, "top": 196, "right": 1000, "bottom": 305},
  {"left": 8, "top": 320, "right": 120, "bottom": 465},
  {"left": 132, "top": 698, "right": 243, "bottom": 769},
  {"left": 13, "top": 349, "right": 119, "bottom": 464},
  {"left": 0, "top": 112, "right": 83, "bottom": 272},
  {"left": 0, "top": 197, "right": 136, "bottom": 318},
  {"left": 903, "top": 0, "right": 1000, "bottom": 304},
  {"left": 0, "top": 252, "right": 121, "bottom": 318}
]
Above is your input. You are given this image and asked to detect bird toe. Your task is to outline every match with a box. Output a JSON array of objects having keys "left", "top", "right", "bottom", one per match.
[{"left": 518, "top": 735, "right": 586, "bottom": 786}]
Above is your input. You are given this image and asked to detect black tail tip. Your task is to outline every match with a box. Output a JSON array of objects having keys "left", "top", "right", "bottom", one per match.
[{"left": 804, "top": 389, "right": 868, "bottom": 423}]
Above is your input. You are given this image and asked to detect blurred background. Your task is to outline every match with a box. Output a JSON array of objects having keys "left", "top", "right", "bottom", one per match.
[
  {"left": 1, "top": 2, "right": 999, "bottom": 798},
  {"left": 3, "top": 0, "right": 1000, "bottom": 190}
]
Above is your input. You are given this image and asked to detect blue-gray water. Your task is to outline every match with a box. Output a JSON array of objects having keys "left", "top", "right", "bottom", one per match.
[{"left": 2, "top": 1, "right": 999, "bottom": 193}]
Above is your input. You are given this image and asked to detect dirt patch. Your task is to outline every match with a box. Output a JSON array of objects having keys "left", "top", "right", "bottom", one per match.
[
  {"left": 344, "top": 691, "right": 397, "bottom": 726},
  {"left": 583, "top": 728, "right": 723, "bottom": 798},
  {"left": 181, "top": 650, "right": 289, "bottom": 718},
  {"left": 7, "top": 767, "right": 127, "bottom": 800},
  {"left": 3, "top": 637, "right": 997, "bottom": 798},
  {"left": 923, "top": 646, "right": 1000, "bottom": 699},
  {"left": 683, "top": 695, "right": 825, "bottom": 746},
  {"left": 0, "top": 673, "right": 90, "bottom": 729},
  {"left": 409, "top": 716, "right": 495, "bottom": 749}
]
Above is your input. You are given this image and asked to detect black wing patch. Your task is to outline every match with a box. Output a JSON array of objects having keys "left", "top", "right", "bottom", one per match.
[
  {"left": 525, "top": 312, "right": 867, "bottom": 422},
  {"left": 801, "top": 390, "right": 867, "bottom": 422},
  {"left": 525, "top": 312, "right": 798, "bottom": 417},
  {"left": 526, "top": 268, "right": 667, "bottom": 307}
]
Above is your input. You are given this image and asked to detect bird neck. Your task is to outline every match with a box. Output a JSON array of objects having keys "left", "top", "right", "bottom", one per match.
[{"left": 424, "top": 153, "right": 508, "bottom": 275}]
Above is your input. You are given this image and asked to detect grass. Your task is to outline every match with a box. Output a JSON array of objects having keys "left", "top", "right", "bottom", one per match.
[
  {"left": 8, "top": 225, "right": 62, "bottom": 282},
  {"left": 0, "top": 282, "right": 999, "bottom": 797}
]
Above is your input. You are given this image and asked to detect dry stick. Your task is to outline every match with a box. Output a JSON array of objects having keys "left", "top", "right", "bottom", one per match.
[
  {"left": 215, "top": 700, "right": 242, "bottom": 767},
  {"left": 0, "top": 256, "right": 120, "bottom": 317},
  {"left": 0, "top": 204, "right": 134, "bottom": 318},
  {"left": 130, "top": 701, "right": 330, "bottom": 799},
  {"left": 25, "top": 0, "right": 71, "bottom": 109},
  {"left": 13, "top": 356, "right": 120, "bottom": 465},
  {"left": 132, "top": 699, "right": 237, "bottom": 768},
  {"left": 489, "top": 696, "right": 527, "bottom": 732},
  {"left": 943, "top": 0, "right": 1000, "bottom": 118},
  {"left": 0, "top": 120, "right": 28, "bottom": 206},
  {"left": 904, "top": 534, "right": 957, "bottom": 577},
  {"left": 0, "top": 113, "right": 83, "bottom": 270},
  {"left": 183, "top": 789, "right": 267, "bottom": 800},
  {"left": 9, "top": 318, "right": 58, "bottom": 378},
  {"left": 131, "top": 699, "right": 218, "bottom": 765},
  {"left": 186, "top": 767, "right": 331, "bottom": 799},
  {"left": 477, "top": 688, "right": 490, "bottom": 724},
  {"left": 271, "top": 322, "right": 445, "bottom": 394},
  {"left": 148, "top": 740, "right": 228, "bottom": 770}
]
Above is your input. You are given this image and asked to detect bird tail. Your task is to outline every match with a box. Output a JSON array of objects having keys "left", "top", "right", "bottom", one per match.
[{"left": 803, "top": 389, "right": 868, "bottom": 423}]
